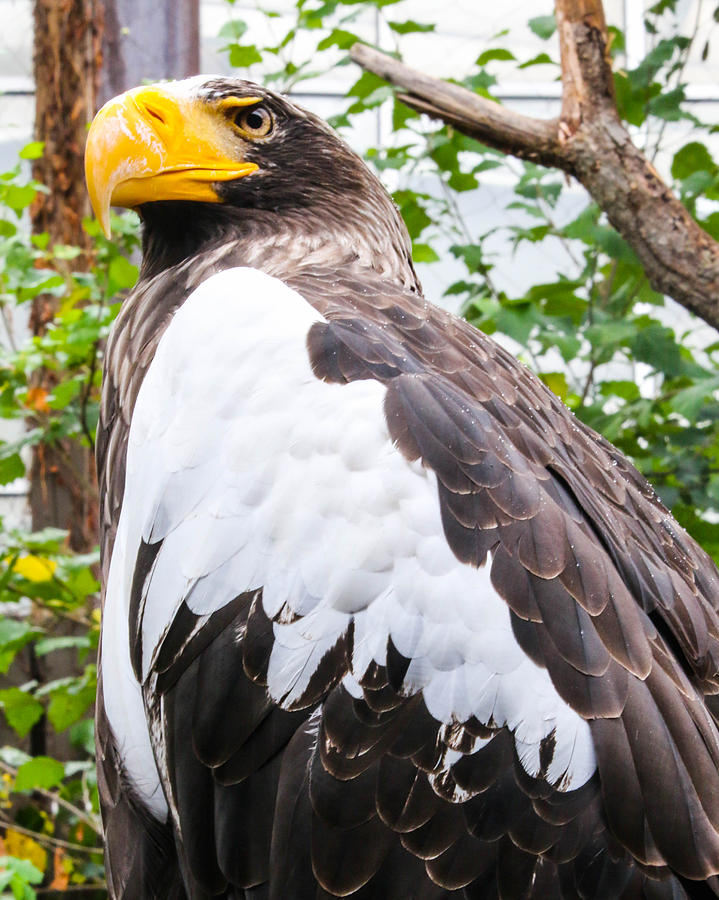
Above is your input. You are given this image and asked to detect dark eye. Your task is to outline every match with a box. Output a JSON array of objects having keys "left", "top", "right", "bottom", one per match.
[{"left": 235, "top": 106, "right": 273, "bottom": 137}]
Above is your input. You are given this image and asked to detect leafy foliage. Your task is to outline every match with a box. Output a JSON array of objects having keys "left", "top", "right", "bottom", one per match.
[
  {"left": 0, "top": 0, "right": 718, "bottom": 895},
  {"left": 0, "top": 156, "right": 137, "bottom": 895}
]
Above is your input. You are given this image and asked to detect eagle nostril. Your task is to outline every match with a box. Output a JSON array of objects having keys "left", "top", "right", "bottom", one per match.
[{"left": 139, "top": 100, "right": 170, "bottom": 132}]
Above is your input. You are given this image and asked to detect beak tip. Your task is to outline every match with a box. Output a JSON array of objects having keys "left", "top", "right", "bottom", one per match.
[
  {"left": 90, "top": 194, "right": 112, "bottom": 239},
  {"left": 91, "top": 195, "right": 112, "bottom": 238}
]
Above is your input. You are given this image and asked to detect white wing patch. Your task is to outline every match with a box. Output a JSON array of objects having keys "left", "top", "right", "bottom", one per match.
[{"left": 102, "top": 266, "right": 596, "bottom": 817}]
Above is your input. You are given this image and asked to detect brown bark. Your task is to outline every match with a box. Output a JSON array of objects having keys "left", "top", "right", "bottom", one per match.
[
  {"left": 32, "top": 0, "right": 102, "bottom": 256},
  {"left": 30, "top": 0, "right": 103, "bottom": 551},
  {"left": 350, "top": 0, "right": 719, "bottom": 332}
]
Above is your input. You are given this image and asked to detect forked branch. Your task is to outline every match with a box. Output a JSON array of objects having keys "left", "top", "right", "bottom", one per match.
[{"left": 350, "top": 0, "right": 719, "bottom": 331}]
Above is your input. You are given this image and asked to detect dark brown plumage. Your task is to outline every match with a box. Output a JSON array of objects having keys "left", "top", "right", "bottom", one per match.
[{"left": 87, "top": 76, "right": 719, "bottom": 899}]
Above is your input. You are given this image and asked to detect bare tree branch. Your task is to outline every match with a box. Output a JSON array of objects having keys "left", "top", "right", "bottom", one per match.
[
  {"left": 350, "top": 0, "right": 719, "bottom": 332},
  {"left": 351, "top": 45, "right": 564, "bottom": 168},
  {"left": 556, "top": 0, "right": 615, "bottom": 132}
]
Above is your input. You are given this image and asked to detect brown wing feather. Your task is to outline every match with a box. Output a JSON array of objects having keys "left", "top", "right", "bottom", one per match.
[
  {"left": 297, "top": 267, "right": 719, "bottom": 888},
  {"left": 95, "top": 672, "right": 186, "bottom": 899}
]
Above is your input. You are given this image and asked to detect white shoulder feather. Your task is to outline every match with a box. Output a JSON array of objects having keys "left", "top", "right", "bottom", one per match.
[{"left": 101, "top": 266, "right": 596, "bottom": 816}]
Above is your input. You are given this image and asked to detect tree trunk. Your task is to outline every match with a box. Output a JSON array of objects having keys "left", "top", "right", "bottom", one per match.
[
  {"left": 29, "top": 0, "right": 201, "bottom": 551},
  {"left": 30, "top": 0, "right": 104, "bottom": 551}
]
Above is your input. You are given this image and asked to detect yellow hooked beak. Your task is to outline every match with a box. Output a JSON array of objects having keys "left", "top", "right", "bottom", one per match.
[{"left": 84, "top": 84, "right": 260, "bottom": 237}]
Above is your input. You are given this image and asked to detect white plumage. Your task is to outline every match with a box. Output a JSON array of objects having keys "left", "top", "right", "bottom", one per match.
[{"left": 102, "top": 266, "right": 596, "bottom": 817}]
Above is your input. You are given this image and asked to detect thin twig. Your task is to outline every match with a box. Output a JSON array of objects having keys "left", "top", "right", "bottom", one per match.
[
  {"left": 579, "top": 357, "right": 598, "bottom": 405},
  {"left": 0, "top": 760, "right": 101, "bottom": 834},
  {"left": 0, "top": 815, "right": 100, "bottom": 855},
  {"left": 0, "top": 303, "right": 18, "bottom": 354},
  {"left": 36, "top": 884, "right": 106, "bottom": 894},
  {"left": 649, "top": 0, "right": 704, "bottom": 162},
  {"left": 79, "top": 340, "right": 99, "bottom": 453}
]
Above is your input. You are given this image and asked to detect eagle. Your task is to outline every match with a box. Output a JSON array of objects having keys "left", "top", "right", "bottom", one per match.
[{"left": 84, "top": 75, "right": 719, "bottom": 899}]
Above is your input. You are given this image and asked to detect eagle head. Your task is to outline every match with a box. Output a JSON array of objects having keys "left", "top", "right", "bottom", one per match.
[{"left": 85, "top": 77, "right": 404, "bottom": 258}]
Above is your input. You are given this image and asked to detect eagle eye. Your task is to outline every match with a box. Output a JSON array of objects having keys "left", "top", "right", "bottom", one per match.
[{"left": 234, "top": 105, "right": 273, "bottom": 137}]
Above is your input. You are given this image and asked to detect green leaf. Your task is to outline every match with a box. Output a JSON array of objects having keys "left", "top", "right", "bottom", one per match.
[
  {"left": 218, "top": 19, "right": 247, "bottom": 40},
  {"left": 0, "top": 688, "right": 43, "bottom": 738},
  {"left": 34, "top": 635, "right": 91, "bottom": 657},
  {"left": 393, "top": 191, "right": 432, "bottom": 239},
  {"left": 450, "top": 243, "right": 492, "bottom": 276},
  {"left": 0, "top": 620, "right": 43, "bottom": 674},
  {"left": 672, "top": 142, "right": 715, "bottom": 180},
  {"left": 4, "top": 184, "right": 36, "bottom": 213},
  {"left": 528, "top": 14, "right": 556, "bottom": 39},
  {"left": 700, "top": 211, "right": 719, "bottom": 240},
  {"left": 562, "top": 204, "right": 600, "bottom": 242},
  {"left": 47, "top": 689, "right": 93, "bottom": 731},
  {"left": 387, "top": 20, "right": 434, "bottom": 34},
  {"left": 61, "top": 564, "right": 99, "bottom": 605},
  {"left": 392, "top": 99, "right": 418, "bottom": 130},
  {"left": 593, "top": 228, "right": 637, "bottom": 263},
  {"left": 680, "top": 170, "right": 715, "bottom": 199},
  {"left": 543, "top": 293, "right": 587, "bottom": 324},
  {"left": 448, "top": 171, "right": 478, "bottom": 192},
  {"left": 69, "top": 718, "right": 94, "bottom": 755},
  {"left": 630, "top": 325, "right": 683, "bottom": 377},
  {"left": 463, "top": 70, "right": 497, "bottom": 94},
  {"left": 18, "top": 142, "right": 44, "bottom": 161},
  {"left": 585, "top": 321, "right": 637, "bottom": 348},
  {"left": 108, "top": 254, "right": 139, "bottom": 292},
  {"left": 46, "top": 667, "right": 96, "bottom": 731},
  {"left": 496, "top": 303, "right": 537, "bottom": 346},
  {"left": 316, "top": 29, "right": 358, "bottom": 50},
  {"left": 228, "top": 44, "right": 263, "bottom": 68},
  {"left": 518, "top": 52, "right": 555, "bottom": 69},
  {"left": 648, "top": 85, "right": 687, "bottom": 121},
  {"left": 52, "top": 244, "right": 82, "bottom": 261},
  {"left": 670, "top": 376, "right": 719, "bottom": 418},
  {"left": 599, "top": 380, "right": 641, "bottom": 401},
  {"left": 0, "top": 856, "right": 42, "bottom": 886},
  {"left": 476, "top": 48, "right": 516, "bottom": 66},
  {"left": 613, "top": 72, "right": 657, "bottom": 127},
  {"left": 540, "top": 372, "right": 568, "bottom": 401},
  {"left": 47, "top": 378, "right": 81, "bottom": 411},
  {"left": 0, "top": 453, "right": 25, "bottom": 485},
  {"left": 606, "top": 24, "right": 625, "bottom": 54},
  {"left": 412, "top": 243, "right": 439, "bottom": 263},
  {"left": 14, "top": 755, "right": 64, "bottom": 792},
  {"left": 347, "top": 71, "right": 386, "bottom": 99}
]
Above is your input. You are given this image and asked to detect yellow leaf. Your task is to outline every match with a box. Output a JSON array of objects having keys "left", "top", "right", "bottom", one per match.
[
  {"left": 14, "top": 555, "right": 57, "bottom": 582},
  {"left": 4, "top": 828, "right": 47, "bottom": 873},
  {"left": 25, "top": 387, "right": 50, "bottom": 413},
  {"left": 539, "top": 371, "right": 568, "bottom": 401}
]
